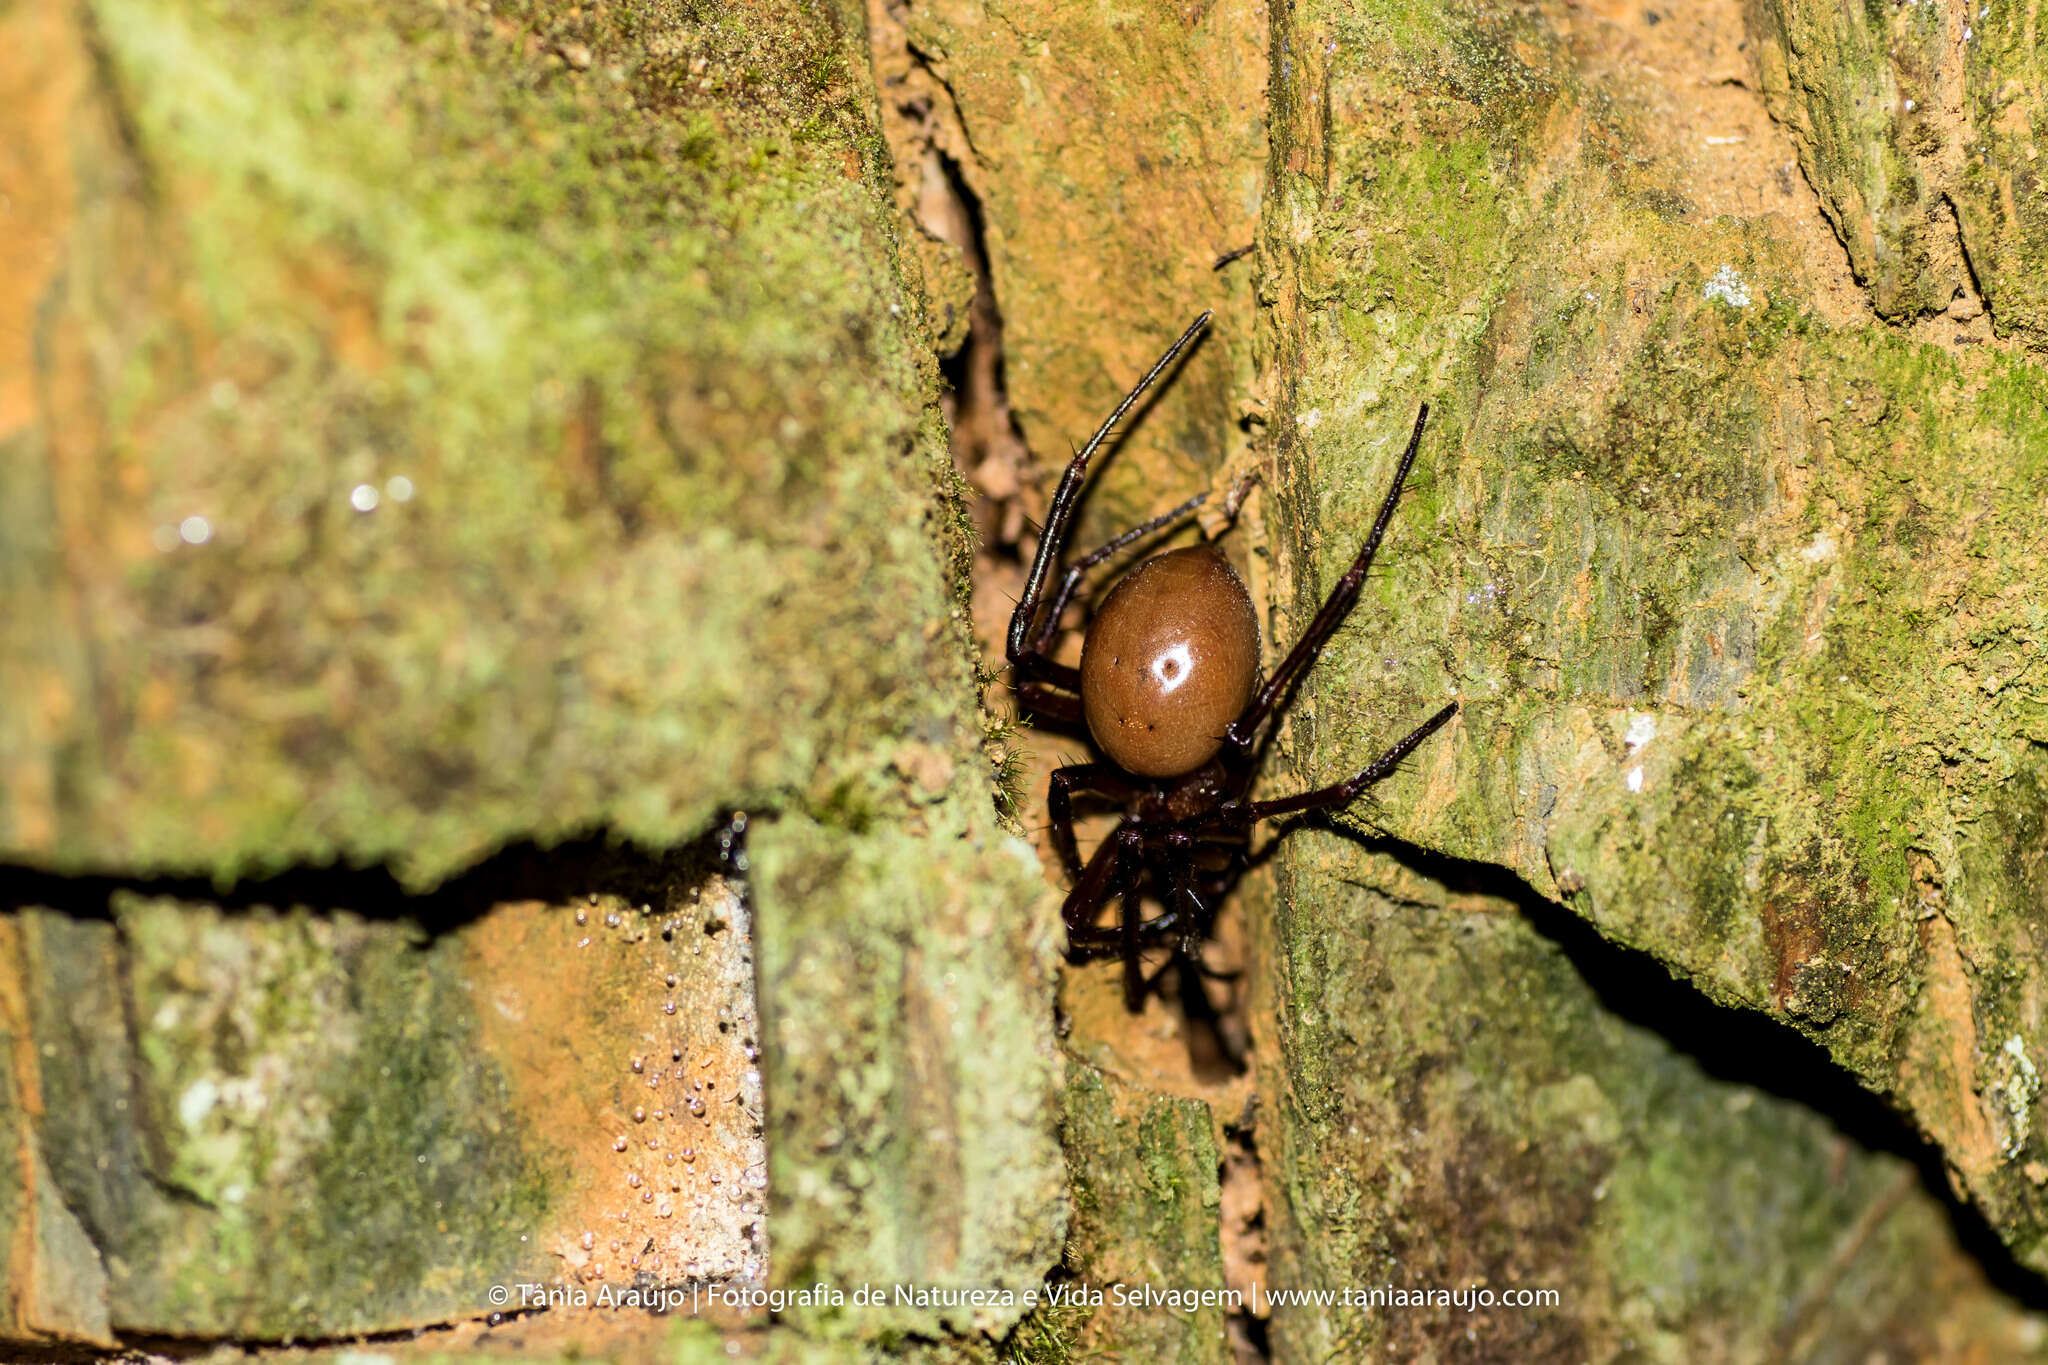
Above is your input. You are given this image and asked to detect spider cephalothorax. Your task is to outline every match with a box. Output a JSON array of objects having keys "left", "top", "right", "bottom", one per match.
[{"left": 1006, "top": 311, "right": 1457, "bottom": 1010}]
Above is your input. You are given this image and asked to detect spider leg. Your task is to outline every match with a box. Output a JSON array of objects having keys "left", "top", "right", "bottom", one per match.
[
  {"left": 1030, "top": 492, "right": 1209, "bottom": 658},
  {"left": 1061, "top": 823, "right": 1143, "bottom": 937},
  {"left": 1007, "top": 314, "right": 1211, "bottom": 679},
  {"left": 1225, "top": 402, "right": 1430, "bottom": 755},
  {"left": 1232, "top": 701, "right": 1458, "bottom": 824},
  {"left": 1066, "top": 904, "right": 1183, "bottom": 955},
  {"left": 1016, "top": 682, "right": 1084, "bottom": 725},
  {"left": 1161, "top": 832, "right": 1213, "bottom": 957},
  {"left": 1013, "top": 494, "right": 1211, "bottom": 724},
  {"left": 1045, "top": 763, "right": 1143, "bottom": 881},
  {"left": 1119, "top": 867, "right": 1148, "bottom": 1008}
]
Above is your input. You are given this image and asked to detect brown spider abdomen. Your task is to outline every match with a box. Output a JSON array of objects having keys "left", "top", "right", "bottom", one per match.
[{"left": 1081, "top": 543, "right": 1261, "bottom": 778}]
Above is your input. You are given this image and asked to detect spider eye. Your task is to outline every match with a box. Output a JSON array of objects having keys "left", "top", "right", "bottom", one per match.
[{"left": 1151, "top": 642, "right": 1193, "bottom": 694}]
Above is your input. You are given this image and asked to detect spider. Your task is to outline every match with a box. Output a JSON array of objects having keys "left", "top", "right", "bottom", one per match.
[{"left": 1006, "top": 311, "right": 1458, "bottom": 1011}]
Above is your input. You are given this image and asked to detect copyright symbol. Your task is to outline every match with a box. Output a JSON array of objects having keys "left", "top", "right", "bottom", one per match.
[{"left": 488, "top": 1285, "right": 509, "bottom": 1307}]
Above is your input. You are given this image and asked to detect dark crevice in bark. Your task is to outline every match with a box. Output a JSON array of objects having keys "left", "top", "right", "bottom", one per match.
[
  {"left": 1220, "top": 1107, "right": 1273, "bottom": 1364},
  {"left": 1328, "top": 828, "right": 2048, "bottom": 1314},
  {"left": 927, "top": 141, "right": 1033, "bottom": 565},
  {"left": 0, "top": 814, "right": 752, "bottom": 937},
  {"left": 1942, "top": 192, "right": 1992, "bottom": 325}
]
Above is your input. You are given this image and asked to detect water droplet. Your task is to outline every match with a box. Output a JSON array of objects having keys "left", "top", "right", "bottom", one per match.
[
  {"left": 657, "top": 1201, "right": 673, "bottom": 1218},
  {"left": 630, "top": 1057, "right": 644, "bottom": 1074},
  {"left": 665, "top": 973, "right": 678, "bottom": 988},
  {"left": 627, "top": 1173, "right": 641, "bottom": 1187},
  {"left": 604, "top": 910, "right": 620, "bottom": 928},
  {"left": 663, "top": 1001, "right": 677, "bottom": 1015},
  {"left": 180, "top": 515, "right": 213, "bottom": 545},
  {"left": 575, "top": 909, "right": 588, "bottom": 925},
  {"left": 633, "top": 1106, "right": 647, "bottom": 1123},
  {"left": 682, "top": 1148, "right": 696, "bottom": 1163},
  {"left": 350, "top": 483, "right": 380, "bottom": 512},
  {"left": 613, "top": 1135, "right": 628, "bottom": 1152}
]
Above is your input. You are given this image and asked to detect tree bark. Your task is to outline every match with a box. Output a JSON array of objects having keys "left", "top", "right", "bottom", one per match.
[
  {"left": 1, "top": 0, "right": 1058, "bottom": 1344},
  {"left": 7, "top": 0, "right": 2048, "bottom": 1355}
]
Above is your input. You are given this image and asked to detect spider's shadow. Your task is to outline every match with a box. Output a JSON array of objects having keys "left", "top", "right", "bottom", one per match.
[{"left": 1287, "top": 818, "right": 2048, "bottom": 1313}]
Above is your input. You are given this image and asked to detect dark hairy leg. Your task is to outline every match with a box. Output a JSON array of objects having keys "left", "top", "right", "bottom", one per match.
[
  {"left": 1015, "top": 682, "right": 1083, "bottom": 725},
  {"left": 1061, "top": 823, "right": 1143, "bottom": 936},
  {"left": 1226, "top": 402, "right": 1431, "bottom": 755},
  {"left": 1029, "top": 492, "right": 1209, "bottom": 659},
  {"left": 1229, "top": 700, "right": 1459, "bottom": 825},
  {"left": 1044, "top": 763, "right": 1143, "bottom": 881},
  {"left": 1007, "top": 313, "right": 1212, "bottom": 681}
]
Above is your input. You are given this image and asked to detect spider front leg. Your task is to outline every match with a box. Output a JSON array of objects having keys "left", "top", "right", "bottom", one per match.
[
  {"left": 1010, "top": 497, "right": 1210, "bottom": 723},
  {"left": 1045, "top": 763, "right": 1143, "bottom": 880},
  {"left": 1221, "top": 700, "right": 1459, "bottom": 827},
  {"left": 1006, "top": 313, "right": 1211, "bottom": 696},
  {"left": 1226, "top": 401, "right": 1431, "bottom": 757}
]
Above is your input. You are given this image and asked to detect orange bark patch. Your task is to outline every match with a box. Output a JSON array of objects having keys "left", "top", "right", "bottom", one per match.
[
  {"left": 0, "top": 0, "right": 84, "bottom": 440},
  {"left": 1902, "top": 903, "right": 2000, "bottom": 1182},
  {"left": 464, "top": 872, "right": 767, "bottom": 1297}
]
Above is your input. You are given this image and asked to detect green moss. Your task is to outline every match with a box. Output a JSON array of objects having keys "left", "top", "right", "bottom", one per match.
[{"left": 1051, "top": 1063, "right": 1230, "bottom": 1365}]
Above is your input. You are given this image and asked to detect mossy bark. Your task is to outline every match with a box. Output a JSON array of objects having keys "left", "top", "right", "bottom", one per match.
[
  {"left": 915, "top": 0, "right": 2048, "bottom": 1356},
  {"left": 10, "top": 0, "right": 2048, "bottom": 1354},
  {"left": 1, "top": 0, "right": 1057, "bottom": 1346},
  {"left": 1256, "top": 0, "right": 2048, "bottom": 1283}
]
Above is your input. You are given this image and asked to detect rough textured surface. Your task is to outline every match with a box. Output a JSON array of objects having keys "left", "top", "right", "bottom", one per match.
[
  {"left": 752, "top": 811, "right": 1065, "bottom": 1339},
  {"left": 18, "top": 898, "right": 550, "bottom": 1336},
  {"left": 0, "top": 0, "right": 1057, "bottom": 1344},
  {"left": 2, "top": 850, "right": 776, "bottom": 1338},
  {"left": 1749, "top": 0, "right": 2048, "bottom": 336},
  {"left": 1259, "top": 842, "right": 2048, "bottom": 1361},
  {"left": 875, "top": 0, "right": 1269, "bottom": 540},
  {"left": 1046, "top": 1062, "right": 1233, "bottom": 1365},
  {"left": 1259, "top": 0, "right": 2048, "bottom": 1275},
  {"left": 11, "top": 0, "right": 2048, "bottom": 1352}
]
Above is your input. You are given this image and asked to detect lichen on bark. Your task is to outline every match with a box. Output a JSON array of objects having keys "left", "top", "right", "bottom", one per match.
[
  {"left": 1261, "top": 0, "right": 2048, "bottom": 1288},
  {"left": 1, "top": 0, "right": 1058, "bottom": 1344}
]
